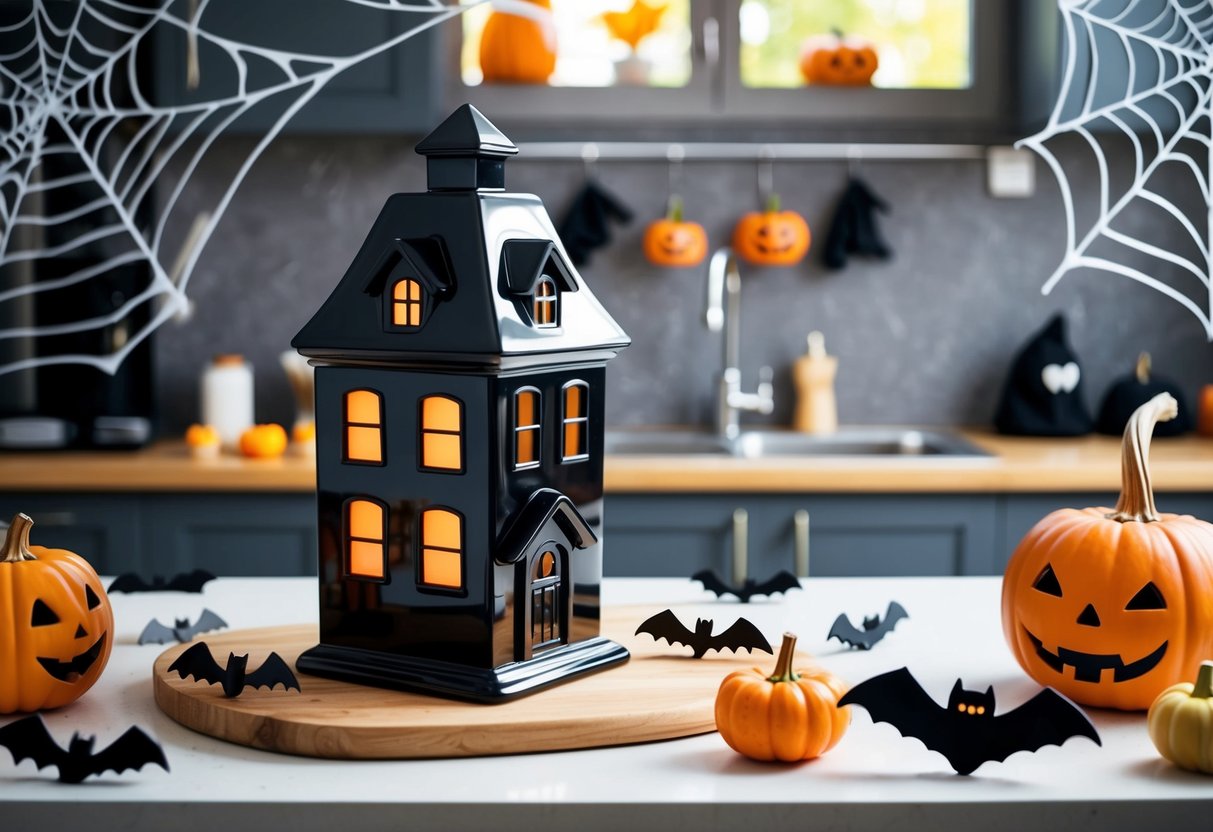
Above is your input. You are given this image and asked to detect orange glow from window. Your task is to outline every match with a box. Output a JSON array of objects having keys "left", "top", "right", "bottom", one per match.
[
  {"left": 533, "top": 278, "right": 557, "bottom": 326},
  {"left": 562, "top": 383, "right": 588, "bottom": 461},
  {"left": 344, "top": 390, "right": 383, "bottom": 464},
  {"left": 347, "top": 499, "right": 385, "bottom": 580},
  {"left": 421, "top": 508, "right": 462, "bottom": 589},
  {"left": 392, "top": 279, "right": 423, "bottom": 328},
  {"left": 514, "top": 389, "right": 540, "bottom": 468},
  {"left": 420, "top": 396, "right": 462, "bottom": 471}
]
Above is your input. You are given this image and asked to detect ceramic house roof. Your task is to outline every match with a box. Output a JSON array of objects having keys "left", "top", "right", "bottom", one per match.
[
  {"left": 495, "top": 489, "right": 597, "bottom": 566},
  {"left": 292, "top": 106, "right": 629, "bottom": 365}
]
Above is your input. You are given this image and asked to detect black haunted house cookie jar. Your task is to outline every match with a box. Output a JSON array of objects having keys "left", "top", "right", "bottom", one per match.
[{"left": 291, "top": 106, "right": 631, "bottom": 701}]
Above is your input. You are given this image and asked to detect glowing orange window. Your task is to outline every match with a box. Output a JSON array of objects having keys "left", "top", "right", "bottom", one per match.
[
  {"left": 514, "top": 388, "right": 541, "bottom": 469},
  {"left": 344, "top": 389, "right": 383, "bottom": 464},
  {"left": 392, "top": 279, "right": 424, "bottom": 328},
  {"left": 346, "top": 499, "right": 386, "bottom": 580},
  {"left": 562, "top": 382, "right": 589, "bottom": 461},
  {"left": 533, "top": 277, "right": 557, "bottom": 327},
  {"left": 420, "top": 395, "right": 462, "bottom": 472},
  {"left": 420, "top": 507, "right": 462, "bottom": 590}
]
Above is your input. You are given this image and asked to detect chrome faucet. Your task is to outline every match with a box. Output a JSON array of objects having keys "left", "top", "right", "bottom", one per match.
[{"left": 705, "top": 247, "right": 774, "bottom": 439}]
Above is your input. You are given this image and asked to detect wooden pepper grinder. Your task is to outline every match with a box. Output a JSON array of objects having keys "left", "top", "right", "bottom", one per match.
[{"left": 792, "top": 331, "right": 837, "bottom": 434}]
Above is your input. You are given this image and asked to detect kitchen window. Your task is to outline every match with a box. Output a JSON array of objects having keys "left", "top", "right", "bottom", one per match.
[
  {"left": 514, "top": 387, "right": 542, "bottom": 469},
  {"left": 344, "top": 389, "right": 384, "bottom": 464},
  {"left": 420, "top": 507, "right": 464, "bottom": 591},
  {"left": 533, "top": 277, "right": 558, "bottom": 327},
  {"left": 345, "top": 498, "right": 387, "bottom": 581},
  {"left": 562, "top": 381, "right": 589, "bottom": 462},
  {"left": 391, "top": 278, "right": 424, "bottom": 328},
  {"left": 419, "top": 394, "right": 463, "bottom": 472}
]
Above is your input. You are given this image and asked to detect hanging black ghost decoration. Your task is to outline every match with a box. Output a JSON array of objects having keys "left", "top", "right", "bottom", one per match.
[
  {"left": 1096, "top": 352, "right": 1193, "bottom": 436},
  {"left": 822, "top": 175, "right": 892, "bottom": 270},
  {"left": 556, "top": 180, "right": 634, "bottom": 266},
  {"left": 994, "top": 314, "right": 1093, "bottom": 436}
]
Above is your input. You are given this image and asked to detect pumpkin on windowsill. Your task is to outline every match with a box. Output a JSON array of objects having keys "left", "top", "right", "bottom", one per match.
[
  {"left": 733, "top": 194, "right": 811, "bottom": 267},
  {"left": 643, "top": 196, "right": 707, "bottom": 268},
  {"left": 479, "top": 0, "right": 556, "bottom": 85},
  {"left": 0, "top": 514, "right": 114, "bottom": 713},
  {"left": 799, "top": 32, "right": 879, "bottom": 86},
  {"left": 1001, "top": 393, "right": 1213, "bottom": 710}
]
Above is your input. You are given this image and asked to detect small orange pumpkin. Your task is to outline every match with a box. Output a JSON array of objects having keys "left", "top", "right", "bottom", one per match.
[
  {"left": 644, "top": 196, "right": 708, "bottom": 268},
  {"left": 0, "top": 514, "right": 114, "bottom": 713},
  {"left": 239, "top": 424, "right": 288, "bottom": 459},
  {"left": 185, "top": 423, "right": 221, "bottom": 459},
  {"left": 799, "top": 33, "right": 878, "bottom": 86},
  {"left": 1002, "top": 393, "right": 1213, "bottom": 710},
  {"left": 479, "top": 0, "right": 556, "bottom": 85},
  {"left": 733, "top": 194, "right": 811, "bottom": 266},
  {"left": 715, "top": 632, "right": 850, "bottom": 761}
]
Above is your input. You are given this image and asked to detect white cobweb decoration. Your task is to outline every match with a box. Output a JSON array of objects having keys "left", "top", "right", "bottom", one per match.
[
  {"left": 0, "top": 0, "right": 537, "bottom": 376},
  {"left": 1019, "top": 0, "right": 1213, "bottom": 340}
]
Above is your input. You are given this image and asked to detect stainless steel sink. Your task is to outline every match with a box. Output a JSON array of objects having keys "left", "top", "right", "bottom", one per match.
[{"left": 603, "top": 428, "right": 992, "bottom": 459}]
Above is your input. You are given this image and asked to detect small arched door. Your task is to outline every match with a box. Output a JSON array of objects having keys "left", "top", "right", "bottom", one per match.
[{"left": 528, "top": 544, "right": 565, "bottom": 655}]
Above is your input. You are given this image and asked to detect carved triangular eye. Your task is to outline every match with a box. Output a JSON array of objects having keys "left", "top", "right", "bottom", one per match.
[
  {"left": 31, "top": 600, "right": 60, "bottom": 627},
  {"left": 85, "top": 585, "right": 101, "bottom": 610},
  {"left": 1032, "top": 564, "right": 1063, "bottom": 597},
  {"left": 1126, "top": 581, "right": 1166, "bottom": 610}
]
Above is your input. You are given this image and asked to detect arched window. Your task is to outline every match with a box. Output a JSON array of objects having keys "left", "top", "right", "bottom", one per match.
[
  {"left": 562, "top": 381, "right": 589, "bottom": 462},
  {"left": 344, "top": 389, "right": 383, "bottom": 464},
  {"left": 514, "top": 387, "right": 541, "bottom": 469},
  {"left": 419, "top": 395, "right": 463, "bottom": 472},
  {"left": 345, "top": 498, "right": 387, "bottom": 581},
  {"left": 420, "top": 507, "right": 463, "bottom": 590},
  {"left": 533, "top": 277, "right": 558, "bottom": 327},
  {"left": 392, "top": 278, "right": 424, "bottom": 328}
]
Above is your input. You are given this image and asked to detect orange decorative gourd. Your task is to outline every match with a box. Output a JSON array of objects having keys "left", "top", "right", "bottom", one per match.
[
  {"left": 799, "top": 33, "right": 878, "bottom": 86},
  {"left": 479, "top": 0, "right": 556, "bottom": 85},
  {"left": 185, "top": 423, "right": 221, "bottom": 459},
  {"left": 644, "top": 196, "right": 708, "bottom": 268},
  {"left": 239, "top": 423, "right": 288, "bottom": 459},
  {"left": 1002, "top": 393, "right": 1213, "bottom": 710},
  {"left": 0, "top": 514, "right": 114, "bottom": 713},
  {"left": 715, "top": 632, "right": 850, "bottom": 761},
  {"left": 733, "top": 194, "right": 811, "bottom": 266}
]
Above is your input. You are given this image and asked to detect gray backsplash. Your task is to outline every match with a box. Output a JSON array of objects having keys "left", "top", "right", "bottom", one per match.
[{"left": 158, "top": 134, "right": 1213, "bottom": 433}]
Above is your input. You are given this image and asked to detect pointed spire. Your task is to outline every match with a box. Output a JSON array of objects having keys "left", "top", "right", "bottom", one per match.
[{"left": 415, "top": 104, "right": 517, "bottom": 192}]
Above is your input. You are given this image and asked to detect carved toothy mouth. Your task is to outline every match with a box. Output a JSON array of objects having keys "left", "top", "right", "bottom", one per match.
[
  {"left": 755, "top": 242, "right": 794, "bottom": 255},
  {"left": 37, "top": 633, "right": 106, "bottom": 682},
  {"left": 1024, "top": 628, "right": 1166, "bottom": 683}
]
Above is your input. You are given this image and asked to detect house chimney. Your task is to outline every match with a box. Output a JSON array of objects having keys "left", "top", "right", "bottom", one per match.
[{"left": 414, "top": 104, "right": 518, "bottom": 192}]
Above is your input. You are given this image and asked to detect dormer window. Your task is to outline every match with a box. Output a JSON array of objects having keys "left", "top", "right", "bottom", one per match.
[
  {"left": 533, "top": 277, "right": 558, "bottom": 327},
  {"left": 392, "top": 279, "right": 424, "bottom": 328}
]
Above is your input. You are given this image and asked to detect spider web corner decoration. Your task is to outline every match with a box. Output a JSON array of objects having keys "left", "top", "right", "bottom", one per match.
[
  {"left": 1018, "top": 0, "right": 1213, "bottom": 341},
  {"left": 0, "top": 0, "right": 538, "bottom": 378}
]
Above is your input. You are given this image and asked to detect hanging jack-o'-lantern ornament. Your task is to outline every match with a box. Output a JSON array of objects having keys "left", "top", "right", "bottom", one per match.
[
  {"left": 799, "top": 32, "right": 879, "bottom": 86},
  {"left": 644, "top": 196, "right": 708, "bottom": 268},
  {"left": 733, "top": 194, "right": 811, "bottom": 267},
  {"left": 0, "top": 514, "right": 114, "bottom": 713},
  {"left": 1002, "top": 394, "right": 1213, "bottom": 710},
  {"left": 479, "top": 0, "right": 557, "bottom": 85}
]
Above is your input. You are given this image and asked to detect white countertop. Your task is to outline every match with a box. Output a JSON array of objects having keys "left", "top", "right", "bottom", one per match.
[{"left": 2, "top": 576, "right": 1210, "bottom": 831}]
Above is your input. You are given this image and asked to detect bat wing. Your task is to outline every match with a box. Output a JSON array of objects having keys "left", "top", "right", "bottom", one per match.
[
  {"left": 635, "top": 609, "right": 699, "bottom": 651},
  {"left": 107, "top": 573, "right": 150, "bottom": 593},
  {"left": 838, "top": 668, "right": 956, "bottom": 759},
  {"left": 0, "top": 716, "right": 66, "bottom": 772},
  {"left": 827, "top": 614, "right": 870, "bottom": 648},
  {"left": 183, "top": 609, "right": 228, "bottom": 640},
  {"left": 750, "top": 570, "right": 802, "bottom": 599},
  {"left": 710, "top": 618, "right": 772, "bottom": 655},
  {"left": 138, "top": 619, "right": 177, "bottom": 646},
  {"left": 89, "top": 727, "right": 169, "bottom": 777},
  {"left": 691, "top": 570, "right": 735, "bottom": 599},
  {"left": 987, "top": 688, "right": 1101, "bottom": 765},
  {"left": 165, "top": 569, "right": 216, "bottom": 593},
  {"left": 244, "top": 652, "right": 301, "bottom": 692},
  {"left": 879, "top": 601, "right": 909, "bottom": 634},
  {"left": 167, "top": 641, "right": 226, "bottom": 685}
]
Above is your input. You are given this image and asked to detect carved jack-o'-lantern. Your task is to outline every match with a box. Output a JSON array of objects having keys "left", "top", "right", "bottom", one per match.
[
  {"left": 0, "top": 514, "right": 114, "bottom": 713},
  {"left": 643, "top": 196, "right": 708, "bottom": 268},
  {"left": 733, "top": 195, "right": 811, "bottom": 267},
  {"left": 1002, "top": 394, "right": 1213, "bottom": 710},
  {"left": 799, "top": 33, "right": 879, "bottom": 86}
]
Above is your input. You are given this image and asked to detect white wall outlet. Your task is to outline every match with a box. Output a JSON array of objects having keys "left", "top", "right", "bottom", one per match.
[{"left": 987, "top": 146, "right": 1036, "bottom": 198}]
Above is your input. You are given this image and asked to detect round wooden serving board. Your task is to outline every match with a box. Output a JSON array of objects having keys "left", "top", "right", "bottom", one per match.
[{"left": 153, "top": 606, "right": 807, "bottom": 759}]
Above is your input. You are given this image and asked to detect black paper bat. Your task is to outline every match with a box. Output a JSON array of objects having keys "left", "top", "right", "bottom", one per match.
[
  {"left": 138, "top": 609, "right": 228, "bottom": 645},
  {"left": 692, "top": 569, "right": 801, "bottom": 603},
  {"left": 828, "top": 601, "right": 909, "bottom": 650},
  {"left": 0, "top": 714, "right": 168, "bottom": 784},
  {"left": 635, "top": 609, "right": 772, "bottom": 659},
  {"left": 108, "top": 569, "right": 216, "bottom": 594},
  {"left": 837, "top": 667, "right": 1101, "bottom": 775},
  {"left": 167, "top": 641, "right": 300, "bottom": 698}
]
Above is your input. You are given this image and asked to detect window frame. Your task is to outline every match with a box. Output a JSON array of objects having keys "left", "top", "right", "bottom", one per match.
[
  {"left": 417, "top": 506, "right": 467, "bottom": 594},
  {"left": 560, "top": 380, "right": 590, "bottom": 463},
  {"left": 390, "top": 278, "right": 426, "bottom": 330},
  {"left": 513, "top": 386, "right": 543, "bottom": 471},
  {"left": 418, "top": 394, "right": 466, "bottom": 475},
  {"left": 342, "top": 388, "right": 385, "bottom": 466},
  {"left": 343, "top": 496, "right": 390, "bottom": 583},
  {"left": 532, "top": 276, "right": 559, "bottom": 328}
]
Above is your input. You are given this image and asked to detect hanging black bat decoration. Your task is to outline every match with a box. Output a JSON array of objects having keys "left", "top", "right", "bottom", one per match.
[
  {"left": 828, "top": 601, "right": 909, "bottom": 650},
  {"left": 635, "top": 609, "right": 772, "bottom": 659},
  {"left": 692, "top": 569, "right": 801, "bottom": 603},
  {"left": 837, "top": 667, "right": 1101, "bottom": 775},
  {"left": 167, "top": 641, "right": 301, "bottom": 698},
  {"left": 0, "top": 714, "right": 168, "bottom": 784},
  {"left": 138, "top": 609, "right": 229, "bottom": 645},
  {"left": 108, "top": 569, "right": 216, "bottom": 594}
]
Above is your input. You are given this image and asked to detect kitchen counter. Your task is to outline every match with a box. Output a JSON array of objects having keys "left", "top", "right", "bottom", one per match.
[
  {"left": 3, "top": 430, "right": 1213, "bottom": 493},
  {"left": 1, "top": 576, "right": 1207, "bottom": 832}
]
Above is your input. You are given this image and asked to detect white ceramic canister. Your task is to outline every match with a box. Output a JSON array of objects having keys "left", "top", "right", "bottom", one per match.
[{"left": 201, "top": 354, "right": 254, "bottom": 450}]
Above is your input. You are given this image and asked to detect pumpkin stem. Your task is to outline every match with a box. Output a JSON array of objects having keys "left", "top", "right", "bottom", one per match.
[
  {"left": 765, "top": 192, "right": 782, "bottom": 213},
  {"left": 1108, "top": 393, "right": 1177, "bottom": 523},
  {"left": 1135, "top": 352, "right": 1151, "bottom": 384},
  {"left": 767, "top": 632, "right": 799, "bottom": 683},
  {"left": 1194, "top": 661, "right": 1213, "bottom": 699},
  {"left": 1, "top": 513, "right": 37, "bottom": 563},
  {"left": 666, "top": 194, "right": 684, "bottom": 223}
]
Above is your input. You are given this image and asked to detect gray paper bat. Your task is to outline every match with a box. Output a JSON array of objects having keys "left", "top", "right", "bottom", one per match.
[{"left": 138, "top": 609, "right": 228, "bottom": 645}]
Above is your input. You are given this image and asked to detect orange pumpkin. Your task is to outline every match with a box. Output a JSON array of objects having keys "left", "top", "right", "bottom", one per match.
[
  {"left": 733, "top": 195, "right": 811, "bottom": 266},
  {"left": 0, "top": 514, "right": 114, "bottom": 713},
  {"left": 715, "top": 632, "right": 850, "bottom": 761},
  {"left": 799, "top": 33, "right": 878, "bottom": 86},
  {"left": 1002, "top": 393, "right": 1213, "bottom": 710},
  {"left": 644, "top": 196, "right": 708, "bottom": 267},
  {"left": 479, "top": 0, "right": 556, "bottom": 85},
  {"left": 239, "top": 424, "right": 288, "bottom": 459},
  {"left": 185, "top": 423, "right": 220, "bottom": 459}
]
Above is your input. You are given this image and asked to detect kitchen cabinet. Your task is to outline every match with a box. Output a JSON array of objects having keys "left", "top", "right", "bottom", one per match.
[{"left": 0, "top": 494, "right": 142, "bottom": 575}]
